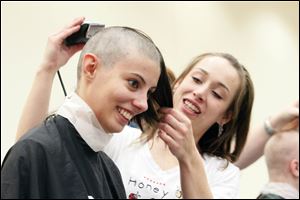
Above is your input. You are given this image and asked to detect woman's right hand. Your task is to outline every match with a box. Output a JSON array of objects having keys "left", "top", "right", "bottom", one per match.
[
  {"left": 158, "top": 107, "right": 198, "bottom": 163},
  {"left": 40, "top": 16, "right": 85, "bottom": 73}
]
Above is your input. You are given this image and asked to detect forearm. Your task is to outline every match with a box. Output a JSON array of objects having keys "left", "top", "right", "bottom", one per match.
[
  {"left": 234, "top": 124, "right": 269, "bottom": 169},
  {"left": 179, "top": 152, "right": 213, "bottom": 199},
  {"left": 15, "top": 17, "right": 85, "bottom": 141},
  {"left": 15, "top": 64, "right": 56, "bottom": 141}
]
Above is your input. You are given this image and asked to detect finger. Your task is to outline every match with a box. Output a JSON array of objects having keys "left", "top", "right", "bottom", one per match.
[
  {"left": 158, "top": 122, "right": 182, "bottom": 142},
  {"left": 159, "top": 107, "right": 190, "bottom": 124},
  {"left": 158, "top": 130, "right": 178, "bottom": 149},
  {"left": 73, "top": 43, "right": 85, "bottom": 50},
  {"left": 53, "top": 25, "right": 81, "bottom": 44},
  {"left": 64, "top": 16, "right": 85, "bottom": 29},
  {"left": 281, "top": 118, "right": 299, "bottom": 131},
  {"left": 287, "top": 107, "right": 299, "bottom": 118},
  {"left": 53, "top": 16, "right": 84, "bottom": 38},
  {"left": 66, "top": 43, "right": 85, "bottom": 56},
  {"left": 160, "top": 113, "right": 188, "bottom": 136}
]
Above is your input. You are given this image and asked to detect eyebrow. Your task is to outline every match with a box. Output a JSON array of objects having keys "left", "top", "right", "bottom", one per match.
[
  {"left": 196, "top": 68, "right": 230, "bottom": 93},
  {"left": 132, "top": 73, "right": 157, "bottom": 92},
  {"left": 132, "top": 73, "right": 146, "bottom": 84}
]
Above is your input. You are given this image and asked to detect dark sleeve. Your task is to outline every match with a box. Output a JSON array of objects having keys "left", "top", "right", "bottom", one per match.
[{"left": 1, "top": 140, "right": 48, "bottom": 199}]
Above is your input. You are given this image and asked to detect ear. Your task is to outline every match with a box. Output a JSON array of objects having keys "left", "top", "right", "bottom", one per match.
[
  {"left": 217, "top": 111, "right": 233, "bottom": 126},
  {"left": 82, "top": 53, "right": 100, "bottom": 80},
  {"left": 289, "top": 159, "right": 299, "bottom": 178}
]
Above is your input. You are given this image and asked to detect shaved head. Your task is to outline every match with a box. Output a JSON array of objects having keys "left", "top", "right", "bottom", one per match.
[
  {"left": 77, "top": 26, "right": 161, "bottom": 81},
  {"left": 74, "top": 26, "right": 173, "bottom": 132},
  {"left": 264, "top": 130, "right": 299, "bottom": 176}
]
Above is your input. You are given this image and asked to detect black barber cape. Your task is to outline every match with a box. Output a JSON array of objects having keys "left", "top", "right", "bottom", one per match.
[{"left": 1, "top": 115, "right": 126, "bottom": 199}]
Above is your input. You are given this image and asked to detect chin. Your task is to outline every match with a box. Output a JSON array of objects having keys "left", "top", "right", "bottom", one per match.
[{"left": 106, "top": 124, "right": 125, "bottom": 134}]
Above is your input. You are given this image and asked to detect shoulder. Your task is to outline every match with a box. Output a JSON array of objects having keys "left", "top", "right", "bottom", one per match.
[
  {"left": 203, "top": 154, "right": 240, "bottom": 173},
  {"left": 2, "top": 136, "right": 49, "bottom": 170},
  {"left": 257, "top": 193, "right": 285, "bottom": 199},
  {"left": 203, "top": 154, "right": 240, "bottom": 185},
  {"left": 16, "top": 115, "right": 68, "bottom": 154},
  {"left": 203, "top": 154, "right": 240, "bottom": 199}
]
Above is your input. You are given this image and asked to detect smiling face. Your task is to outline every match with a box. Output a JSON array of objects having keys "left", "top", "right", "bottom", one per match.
[
  {"left": 173, "top": 56, "right": 241, "bottom": 139},
  {"left": 81, "top": 53, "right": 160, "bottom": 133}
]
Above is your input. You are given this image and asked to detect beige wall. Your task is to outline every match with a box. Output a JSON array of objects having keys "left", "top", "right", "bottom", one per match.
[{"left": 1, "top": 1, "right": 298, "bottom": 198}]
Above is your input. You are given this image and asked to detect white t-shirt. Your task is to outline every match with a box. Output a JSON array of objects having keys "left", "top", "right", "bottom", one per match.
[{"left": 104, "top": 126, "right": 240, "bottom": 199}]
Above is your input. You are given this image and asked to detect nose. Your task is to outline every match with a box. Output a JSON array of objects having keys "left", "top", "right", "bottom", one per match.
[
  {"left": 193, "top": 86, "right": 208, "bottom": 102},
  {"left": 132, "top": 94, "right": 148, "bottom": 113}
]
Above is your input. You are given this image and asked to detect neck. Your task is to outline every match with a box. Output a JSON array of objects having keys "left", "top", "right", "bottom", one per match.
[
  {"left": 148, "top": 131, "right": 179, "bottom": 170},
  {"left": 269, "top": 173, "right": 299, "bottom": 192},
  {"left": 151, "top": 131, "right": 171, "bottom": 152},
  {"left": 262, "top": 182, "right": 299, "bottom": 199}
]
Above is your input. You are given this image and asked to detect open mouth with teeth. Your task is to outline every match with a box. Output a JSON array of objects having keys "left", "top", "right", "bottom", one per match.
[
  {"left": 117, "top": 107, "right": 134, "bottom": 121},
  {"left": 183, "top": 99, "right": 201, "bottom": 114}
]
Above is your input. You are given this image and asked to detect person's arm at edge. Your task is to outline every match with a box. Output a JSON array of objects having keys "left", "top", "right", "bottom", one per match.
[
  {"left": 15, "top": 17, "right": 85, "bottom": 141},
  {"left": 15, "top": 67, "right": 57, "bottom": 141},
  {"left": 235, "top": 100, "right": 299, "bottom": 169}
]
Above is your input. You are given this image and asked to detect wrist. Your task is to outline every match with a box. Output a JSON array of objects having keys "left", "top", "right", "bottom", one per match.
[
  {"left": 264, "top": 117, "right": 278, "bottom": 136},
  {"left": 37, "top": 62, "right": 58, "bottom": 75},
  {"left": 36, "top": 65, "right": 57, "bottom": 81},
  {"left": 179, "top": 149, "right": 203, "bottom": 168}
]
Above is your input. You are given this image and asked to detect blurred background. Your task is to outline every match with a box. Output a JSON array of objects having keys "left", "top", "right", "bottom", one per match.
[{"left": 1, "top": 1, "right": 298, "bottom": 198}]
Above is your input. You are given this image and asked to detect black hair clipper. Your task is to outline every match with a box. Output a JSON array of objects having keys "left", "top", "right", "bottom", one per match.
[{"left": 64, "top": 22, "right": 105, "bottom": 46}]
